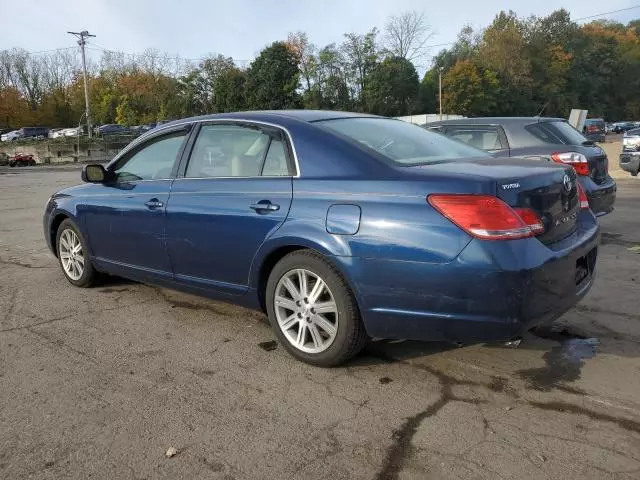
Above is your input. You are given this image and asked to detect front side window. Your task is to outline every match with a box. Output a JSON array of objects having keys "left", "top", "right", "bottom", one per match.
[
  {"left": 317, "top": 117, "right": 490, "bottom": 166},
  {"left": 112, "top": 131, "right": 187, "bottom": 181},
  {"left": 185, "top": 124, "right": 292, "bottom": 178}
]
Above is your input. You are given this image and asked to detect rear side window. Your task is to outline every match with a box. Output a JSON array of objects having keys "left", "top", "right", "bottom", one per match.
[
  {"left": 445, "top": 125, "right": 505, "bottom": 151},
  {"left": 185, "top": 124, "right": 293, "bottom": 178},
  {"left": 525, "top": 121, "right": 589, "bottom": 146},
  {"left": 317, "top": 117, "right": 490, "bottom": 165}
]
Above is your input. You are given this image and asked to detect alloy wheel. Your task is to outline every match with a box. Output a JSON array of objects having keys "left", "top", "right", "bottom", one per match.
[
  {"left": 58, "top": 228, "right": 84, "bottom": 281},
  {"left": 274, "top": 268, "right": 339, "bottom": 354}
]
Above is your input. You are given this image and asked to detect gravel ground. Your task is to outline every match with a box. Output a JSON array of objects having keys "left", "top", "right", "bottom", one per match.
[{"left": 1, "top": 163, "right": 639, "bottom": 480}]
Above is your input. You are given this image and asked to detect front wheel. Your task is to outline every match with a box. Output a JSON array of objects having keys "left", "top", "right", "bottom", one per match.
[
  {"left": 266, "top": 250, "right": 367, "bottom": 367},
  {"left": 56, "top": 219, "right": 97, "bottom": 287},
  {"left": 8, "top": 161, "right": 15, "bottom": 167}
]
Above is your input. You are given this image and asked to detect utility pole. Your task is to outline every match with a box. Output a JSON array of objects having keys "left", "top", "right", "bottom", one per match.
[
  {"left": 439, "top": 67, "right": 444, "bottom": 121},
  {"left": 68, "top": 30, "right": 95, "bottom": 138}
]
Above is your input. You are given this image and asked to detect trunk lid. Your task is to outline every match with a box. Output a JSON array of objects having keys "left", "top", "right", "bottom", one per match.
[{"left": 419, "top": 158, "right": 579, "bottom": 244}]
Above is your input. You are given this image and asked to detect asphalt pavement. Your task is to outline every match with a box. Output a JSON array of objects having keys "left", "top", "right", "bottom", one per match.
[{"left": 1, "top": 164, "right": 639, "bottom": 480}]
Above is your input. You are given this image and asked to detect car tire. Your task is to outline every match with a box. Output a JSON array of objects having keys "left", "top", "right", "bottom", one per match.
[
  {"left": 56, "top": 218, "right": 97, "bottom": 288},
  {"left": 9, "top": 162, "right": 15, "bottom": 167},
  {"left": 265, "top": 250, "right": 367, "bottom": 367}
]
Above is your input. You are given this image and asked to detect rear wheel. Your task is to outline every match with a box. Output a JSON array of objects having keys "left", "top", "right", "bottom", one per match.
[
  {"left": 266, "top": 250, "right": 367, "bottom": 367},
  {"left": 56, "top": 219, "right": 97, "bottom": 287}
]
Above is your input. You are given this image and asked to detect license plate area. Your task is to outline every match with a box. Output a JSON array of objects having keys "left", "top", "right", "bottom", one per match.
[{"left": 575, "top": 247, "right": 597, "bottom": 285}]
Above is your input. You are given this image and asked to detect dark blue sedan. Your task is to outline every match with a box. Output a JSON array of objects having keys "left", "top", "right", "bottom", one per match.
[{"left": 43, "top": 111, "right": 599, "bottom": 366}]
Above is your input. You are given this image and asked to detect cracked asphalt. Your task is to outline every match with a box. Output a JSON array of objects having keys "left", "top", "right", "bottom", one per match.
[{"left": 1, "top": 164, "right": 639, "bottom": 480}]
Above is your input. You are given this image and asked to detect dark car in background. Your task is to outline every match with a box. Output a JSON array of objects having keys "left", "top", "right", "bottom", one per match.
[
  {"left": 95, "top": 124, "right": 129, "bottom": 135},
  {"left": 582, "top": 118, "right": 606, "bottom": 143},
  {"left": 43, "top": 110, "right": 599, "bottom": 366},
  {"left": 427, "top": 117, "right": 616, "bottom": 216},
  {"left": 620, "top": 127, "right": 640, "bottom": 176},
  {"left": 18, "top": 127, "right": 49, "bottom": 139},
  {"left": 612, "top": 122, "right": 636, "bottom": 133}
]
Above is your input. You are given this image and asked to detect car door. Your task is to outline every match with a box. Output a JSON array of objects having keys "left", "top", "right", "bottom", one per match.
[
  {"left": 82, "top": 126, "right": 191, "bottom": 281},
  {"left": 165, "top": 121, "right": 295, "bottom": 295},
  {"left": 444, "top": 125, "right": 510, "bottom": 157}
]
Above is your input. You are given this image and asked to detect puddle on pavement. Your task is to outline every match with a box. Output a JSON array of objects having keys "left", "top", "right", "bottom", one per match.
[{"left": 517, "top": 328, "right": 598, "bottom": 391}]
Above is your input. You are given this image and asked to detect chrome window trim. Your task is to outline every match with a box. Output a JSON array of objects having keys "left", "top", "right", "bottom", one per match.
[{"left": 109, "top": 118, "right": 301, "bottom": 178}]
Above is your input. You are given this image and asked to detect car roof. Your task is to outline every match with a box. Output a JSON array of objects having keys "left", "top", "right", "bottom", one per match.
[
  {"left": 158, "top": 110, "right": 379, "bottom": 128},
  {"left": 427, "top": 117, "right": 566, "bottom": 126}
]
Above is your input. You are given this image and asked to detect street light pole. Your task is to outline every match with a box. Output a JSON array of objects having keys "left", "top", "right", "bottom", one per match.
[
  {"left": 439, "top": 67, "right": 444, "bottom": 121},
  {"left": 68, "top": 30, "right": 95, "bottom": 138}
]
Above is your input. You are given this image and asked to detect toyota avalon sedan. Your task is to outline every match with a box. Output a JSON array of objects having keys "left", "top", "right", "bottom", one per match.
[{"left": 43, "top": 111, "right": 599, "bottom": 366}]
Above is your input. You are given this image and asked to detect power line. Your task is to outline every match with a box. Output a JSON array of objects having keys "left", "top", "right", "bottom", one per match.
[{"left": 574, "top": 5, "right": 640, "bottom": 22}]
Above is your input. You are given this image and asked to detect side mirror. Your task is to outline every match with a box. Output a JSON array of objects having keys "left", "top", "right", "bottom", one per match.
[{"left": 82, "top": 164, "right": 110, "bottom": 183}]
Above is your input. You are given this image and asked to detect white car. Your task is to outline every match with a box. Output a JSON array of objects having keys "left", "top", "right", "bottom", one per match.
[
  {"left": 63, "top": 127, "right": 83, "bottom": 137},
  {"left": 1, "top": 130, "right": 21, "bottom": 142},
  {"left": 49, "top": 129, "right": 65, "bottom": 139}
]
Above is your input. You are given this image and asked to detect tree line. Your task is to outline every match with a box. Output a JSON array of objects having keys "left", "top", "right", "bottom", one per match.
[{"left": 1, "top": 9, "right": 639, "bottom": 129}]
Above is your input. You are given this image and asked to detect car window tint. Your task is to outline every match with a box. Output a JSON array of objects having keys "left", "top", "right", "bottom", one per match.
[
  {"left": 113, "top": 131, "right": 186, "bottom": 182},
  {"left": 186, "top": 125, "right": 271, "bottom": 178},
  {"left": 261, "top": 139, "right": 291, "bottom": 176},
  {"left": 446, "top": 126, "right": 504, "bottom": 150},
  {"left": 317, "top": 118, "right": 490, "bottom": 165}
]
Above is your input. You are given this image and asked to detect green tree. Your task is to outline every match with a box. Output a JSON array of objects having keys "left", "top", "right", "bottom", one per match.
[
  {"left": 341, "top": 29, "right": 380, "bottom": 110},
  {"left": 417, "top": 69, "right": 437, "bottom": 113},
  {"left": 246, "top": 42, "right": 301, "bottom": 109},
  {"left": 213, "top": 67, "right": 247, "bottom": 112},
  {"left": 365, "top": 56, "right": 419, "bottom": 116}
]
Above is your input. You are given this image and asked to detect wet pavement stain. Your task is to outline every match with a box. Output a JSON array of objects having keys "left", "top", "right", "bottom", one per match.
[
  {"left": 258, "top": 340, "right": 278, "bottom": 352},
  {"left": 600, "top": 232, "right": 639, "bottom": 247},
  {"left": 517, "top": 329, "right": 598, "bottom": 391},
  {"left": 379, "top": 376, "right": 393, "bottom": 384}
]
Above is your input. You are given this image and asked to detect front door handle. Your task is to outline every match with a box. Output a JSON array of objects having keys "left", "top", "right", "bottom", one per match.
[
  {"left": 144, "top": 198, "right": 164, "bottom": 209},
  {"left": 249, "top": 201, "right": 280, "bottom": 213}
]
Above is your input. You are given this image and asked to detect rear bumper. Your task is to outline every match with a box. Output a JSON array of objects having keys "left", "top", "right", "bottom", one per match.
[
  {"left": 343, "top": 212, "right": 599, "bottom": 343},
  {"left": 619, "top": 152, "right": 640, "bottom": 175},
  {"left": 579, "top": 175, "right": 616, "bottom": 216}
]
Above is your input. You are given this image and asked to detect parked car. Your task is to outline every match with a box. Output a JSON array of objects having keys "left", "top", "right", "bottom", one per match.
[
  {"left": 582, "top": 118, "right": 606, "bottom": 143},
  {"left": 8, "top": 153, "right": 36, "bottom": 167},
  {"left": 1, "top": 130, "right": 21, "bottom": 142},
  {"left": 49, "top": 128, "right": 65, "bottom": 139},
  {"left": 611, "top": 122, "right": 636, "bottom": 133},
  {"left": 95, "top": 124, "right": 129, "bottom": 135},
  {"left": 620, "top": 127, "right": 640, "bottom": 176},
  {"left": 426, "top": 117, "right": 616, "bottom": 216},
  {"left": 63, "top": 127, "right": 84, "bottom": 137},
  {"left": 18, "top": 127, "right": 49, "bottom": 139},
  {"left": 43, "top": 111, "right": 599, "bottom": 366}
]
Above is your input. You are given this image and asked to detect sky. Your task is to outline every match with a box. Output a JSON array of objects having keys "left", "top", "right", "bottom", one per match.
[{"left": 1, "top": 0, "right": 639, "bottom": 68}]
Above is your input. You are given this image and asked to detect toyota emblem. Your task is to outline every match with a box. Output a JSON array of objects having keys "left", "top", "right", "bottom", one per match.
[{"left": 563, "top": 174, "right": 572, "bottom": 192}]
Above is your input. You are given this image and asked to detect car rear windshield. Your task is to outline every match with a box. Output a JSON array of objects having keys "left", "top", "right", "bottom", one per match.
[
  {"left": 525, "top": 120, "right": 590, "bottom": 146},
  {"left": 626, "top": 128, "right": 640, "bottom": 136},
  {"left": 316, "top": 117, "right": 490, "bottom": 165}
]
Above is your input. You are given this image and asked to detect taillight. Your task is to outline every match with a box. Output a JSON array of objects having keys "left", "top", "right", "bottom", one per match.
[
  {"left": 551, "top": 152, "right": 589, "bottom": 176},
  {"left": 577, "top": 183, "right": 589, "bottom": 209},
  {"left": 428, "top": 194, "right": 545, "bottom": 240}
]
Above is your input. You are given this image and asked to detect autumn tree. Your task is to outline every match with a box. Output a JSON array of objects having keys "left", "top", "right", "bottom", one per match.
[{"left": 443, "top": 60, "right": 499, "bottom": 116}]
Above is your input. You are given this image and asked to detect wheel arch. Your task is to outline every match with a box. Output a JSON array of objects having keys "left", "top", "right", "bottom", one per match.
[{"left": 251, "top": 238, "right": 363, "bottom": 316}]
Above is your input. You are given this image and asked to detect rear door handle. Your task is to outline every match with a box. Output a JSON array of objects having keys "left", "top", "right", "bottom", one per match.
[
  {"left": 249, "top": 201, "right": 280, "bottom": 213},
  {"left": 144, "top": 198, "right": 164, "bottom": 209}
]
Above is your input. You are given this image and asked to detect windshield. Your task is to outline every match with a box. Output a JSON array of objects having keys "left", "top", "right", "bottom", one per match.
[{"left": 316, "top": 117, "right": 490, "bottom": 165}]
